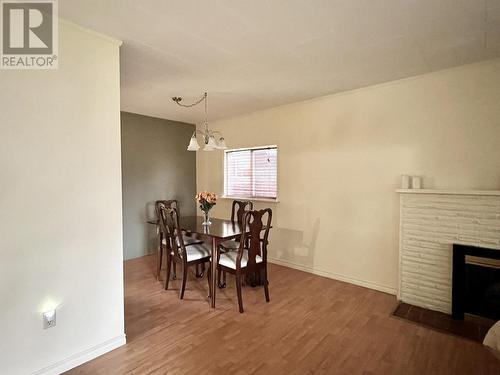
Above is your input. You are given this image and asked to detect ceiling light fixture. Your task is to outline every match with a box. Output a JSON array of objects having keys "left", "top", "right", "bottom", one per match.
[{"left": 172, "top": 92, "right": 227, "bottom": 151}]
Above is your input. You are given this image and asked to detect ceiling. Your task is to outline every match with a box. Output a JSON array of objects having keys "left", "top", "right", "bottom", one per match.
[{"left": 60, "top": 0, "right": 500, "bottom": 124}]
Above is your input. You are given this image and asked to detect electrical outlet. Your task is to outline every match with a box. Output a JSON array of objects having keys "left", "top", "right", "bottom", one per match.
[{"left": 43, "top": 310, "right": 56, "bottom": 329}]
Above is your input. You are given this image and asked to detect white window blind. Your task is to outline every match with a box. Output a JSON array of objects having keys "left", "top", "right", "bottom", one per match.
[{"left": 225, "top": 146, "right": 277, "bottom": 200}]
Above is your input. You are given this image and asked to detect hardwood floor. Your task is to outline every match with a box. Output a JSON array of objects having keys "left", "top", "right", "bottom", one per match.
[{"left": 66, "top": 255, "right": 499, "bottom": 374}]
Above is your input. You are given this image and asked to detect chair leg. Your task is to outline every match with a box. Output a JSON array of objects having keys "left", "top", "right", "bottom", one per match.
[
  {"left": 156, "top": 234, "right": 163, "bottom": 280},
  {"left": 165, "top": 256, "right": 172, "bottom": 290},
  {"left": 207, "top": 264, "right": 212, "bottom": 298},
  {"left": 179, "top": 263, "right": 188, "bottom": 299},
  {"left": 218, "top": 269, "right": 226, "bottom": 288},
  {"left": 235, "top": 272, "right": 244, "bottom": 313},
  {"left": 264, "top": 268, "right": 270, "bottom": 302},
  {"left": 172, "top": 262, "right": 177, "bottom": 280},
  {"left": 196, "top": 263, "right": 205, "bottom": 278}
]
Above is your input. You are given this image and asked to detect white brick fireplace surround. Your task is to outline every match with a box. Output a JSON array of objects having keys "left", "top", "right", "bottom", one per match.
[{"left": 397, "top": 189, "right": 500, "bottom": 314}]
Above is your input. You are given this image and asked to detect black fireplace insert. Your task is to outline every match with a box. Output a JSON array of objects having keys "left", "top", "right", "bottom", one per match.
[{"left": 452, "top": 244, "right": 500, "bottom": 320}]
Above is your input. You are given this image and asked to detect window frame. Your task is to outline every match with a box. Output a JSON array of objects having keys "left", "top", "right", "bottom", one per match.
[{"left": 223, "top": 145, "right": 279, "bottom": 202}]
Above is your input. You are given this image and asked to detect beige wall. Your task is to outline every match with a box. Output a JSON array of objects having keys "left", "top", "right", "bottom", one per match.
[
  {"left": 0, "top": 22, "right": 124, "bottom": 374},
  {"left": 121, "top": 112, "right": 197, "bottom": 260},
  {"left": 196, "top": 59, "right": 500, "bottom": 294}
]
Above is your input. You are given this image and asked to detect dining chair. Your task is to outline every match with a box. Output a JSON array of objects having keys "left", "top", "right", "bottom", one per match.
[
  {"left": 154, "top": 200, "right": 202, "bottom": 280},
  {"left": 218, "top": 200, "right": 253, "bottom": 287},
  {"left": 216, "top": 208, "right": 272, "bottom": 313},
  {"left": 157, "top": 204, "right": 212, "bottom": 299}
]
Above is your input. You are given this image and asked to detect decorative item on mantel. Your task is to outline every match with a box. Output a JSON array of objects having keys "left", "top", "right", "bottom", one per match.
[
  {"left": 196, "top": 192, "right": 217, "bottom": 225},
  {"left": 412, "top": 176, "right": 422, "bottom": 189},
  {"left": 401, "top": 175, "right": 410, "bottom": 189},
  {"left": 172, "top": 92, "right": 228, "bottom": 151},
  {"left": 400, "top": 174, "right": 423, "bottom": 189}
]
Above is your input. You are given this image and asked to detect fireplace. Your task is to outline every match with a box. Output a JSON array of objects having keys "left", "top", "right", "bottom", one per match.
[
  {"left": 452, "top": 244, "right": 500, "bottom": 320},
  {"left": 398, "top": 189, "right": 500, "bottom": 314}
]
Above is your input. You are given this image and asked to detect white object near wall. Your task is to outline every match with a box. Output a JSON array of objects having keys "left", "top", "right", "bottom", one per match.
[
  {"left": 397, "top": 189, "right": 500, "bottom": 314},
  {"left": 411, "top": 176, "right": 422, "bottom": 189},
  {"left": 484, "top": 321, "right": 500, "bottom": 360},
  {"left": 401, "top": 175, "right": 410, "bottom": 189}
]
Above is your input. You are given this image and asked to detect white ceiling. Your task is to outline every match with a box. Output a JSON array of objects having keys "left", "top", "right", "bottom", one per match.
[{"left": 60, "top": 0, "right": 500, "bottom": 124}]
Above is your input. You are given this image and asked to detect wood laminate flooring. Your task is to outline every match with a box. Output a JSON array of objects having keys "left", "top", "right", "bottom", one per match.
[{"left": 66, "top": 255, "right": 499, "bottom": 374}]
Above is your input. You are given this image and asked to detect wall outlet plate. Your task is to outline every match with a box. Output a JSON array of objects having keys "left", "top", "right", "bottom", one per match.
[{"left": 43, "top": 310, "right": 56, "bottom": 329}]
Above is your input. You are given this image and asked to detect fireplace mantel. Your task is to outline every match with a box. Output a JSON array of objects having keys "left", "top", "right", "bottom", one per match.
[
  {"left": 397, "top": 189, "right": 500, "bottom": 196},
  {"left": 397, "top": 190, "right": 500, "bottom": 314}
]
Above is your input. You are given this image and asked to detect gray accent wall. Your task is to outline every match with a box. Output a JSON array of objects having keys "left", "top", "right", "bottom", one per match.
[{"left": 121, "top": 112, "right": 197, "bottom": 260}]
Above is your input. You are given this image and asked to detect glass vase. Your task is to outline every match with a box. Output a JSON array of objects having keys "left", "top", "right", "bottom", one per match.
[{"left": 202, "top": 210, "right": 211, "bottom": 225}]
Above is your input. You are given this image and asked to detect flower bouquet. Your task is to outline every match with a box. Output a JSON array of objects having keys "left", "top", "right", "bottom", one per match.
[{"left": 195, "top": 191, "right": 217, "bottom": 225}]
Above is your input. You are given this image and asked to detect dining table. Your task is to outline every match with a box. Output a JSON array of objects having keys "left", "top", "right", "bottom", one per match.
[{"left": 149, "top": 215, "right": 265, "bottom": 308}]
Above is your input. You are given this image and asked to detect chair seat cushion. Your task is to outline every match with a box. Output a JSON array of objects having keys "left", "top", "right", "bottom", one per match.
[
  {"left": 162, "top": 234, "right": 203, "bottom": 247},
  {"left": 184, "top": 243, "right": 211, "bottom": 262},
  {"left": 219, "top": 249, "right": 262, "bottom": 269},
  {"left": 179, "top": 235, "right": 203, "bottom": 247},
  {"left": 220, "top": 240, "right": 240, "bottom": 251}
]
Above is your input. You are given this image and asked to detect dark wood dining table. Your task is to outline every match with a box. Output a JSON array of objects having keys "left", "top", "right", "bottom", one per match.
[
  {"left": 149, "top": 215, "right": 256, "bottom": 308},
  {"left": 181, "top": 216, "right": 250, "bottom": 308}
]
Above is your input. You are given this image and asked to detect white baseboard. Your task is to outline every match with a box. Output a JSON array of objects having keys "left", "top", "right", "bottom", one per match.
[
  {"left": 32, "top": 334, "right": 126, "bottom": 375},
  {"left": 268, "top": 257, "right": 397, "bottom": 295}
]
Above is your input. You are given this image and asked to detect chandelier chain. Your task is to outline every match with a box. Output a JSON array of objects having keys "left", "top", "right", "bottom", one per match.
[{"left": 172, "top": 92, "right": 207, "bottom": 108}]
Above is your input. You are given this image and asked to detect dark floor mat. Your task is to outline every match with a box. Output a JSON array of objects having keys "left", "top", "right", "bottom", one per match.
[{"left": 393, "top": 302, "right": 495, "bottom": 343}]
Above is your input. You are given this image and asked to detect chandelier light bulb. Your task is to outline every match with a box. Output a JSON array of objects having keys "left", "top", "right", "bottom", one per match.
[
  {"left": 187, "top": 134, "right": 200, "bottom": 151},
  {"left": 217, "top": 137, "right": 228, "bottom": 150},
  {"left": 204, "top": 135, "right": 218, "bottom": 151}
]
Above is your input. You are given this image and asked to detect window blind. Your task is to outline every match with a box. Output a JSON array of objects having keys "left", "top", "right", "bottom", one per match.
[{"left": 225, "top": 146, "right": 277, "bottom": 200}]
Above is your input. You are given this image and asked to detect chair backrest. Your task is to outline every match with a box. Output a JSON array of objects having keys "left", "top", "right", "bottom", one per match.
[
  {"left": 238, "top": 208, "right": 272, "bottom": 270},
  {"left": 231, "top": 200, "right": 253, "bottom": 225},
  {"left": 156, "top": 204, "right": 186, "bottom": 264},
  {"left": 154, "top": 199, "right": 178, "bottom": 221},
  {"left": 154, "top": 200, "right": 178, "bottom": 252}
]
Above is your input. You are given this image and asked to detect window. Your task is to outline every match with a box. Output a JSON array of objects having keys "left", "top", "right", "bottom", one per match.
[{"left": 224, "top": 146, "right": 278, "bottom": 200}]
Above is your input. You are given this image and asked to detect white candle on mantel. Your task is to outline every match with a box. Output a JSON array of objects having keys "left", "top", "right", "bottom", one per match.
[
  {"left": 412, "top": 176, "right": 422, "bottom": 189},
  {"left": 401, "top": 175, "right": 410, "bottom": 189}
]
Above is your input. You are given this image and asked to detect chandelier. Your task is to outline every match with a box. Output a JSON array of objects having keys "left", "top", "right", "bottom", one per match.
[{"left": 172, "top": 92, "right": 227, "bottom": 151}]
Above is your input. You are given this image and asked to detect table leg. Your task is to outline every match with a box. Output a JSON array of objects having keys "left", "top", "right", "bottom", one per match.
[{"left": 210, "top": 237, "right": 218, "bottom": 308}]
